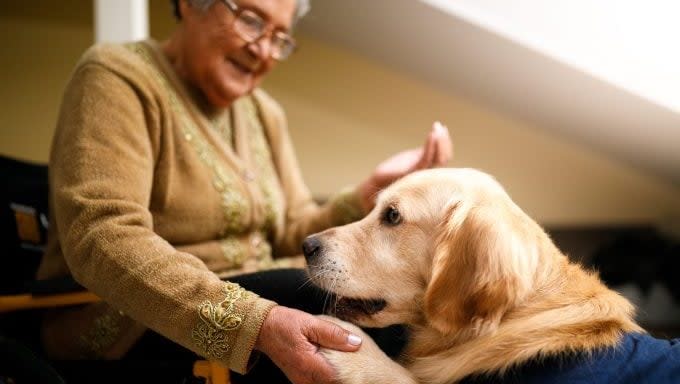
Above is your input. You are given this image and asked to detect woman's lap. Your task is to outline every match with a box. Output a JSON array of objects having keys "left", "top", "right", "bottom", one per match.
[{"left": 124, "top": 268, "right": 409, "bottom": 383}]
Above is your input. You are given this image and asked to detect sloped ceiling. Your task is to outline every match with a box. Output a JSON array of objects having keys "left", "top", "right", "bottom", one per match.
[{"left": 297, "top": 0, "right": 680, "bottom": 185}]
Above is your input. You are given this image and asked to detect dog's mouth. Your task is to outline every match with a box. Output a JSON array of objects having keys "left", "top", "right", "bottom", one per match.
[
  {"left": 331, "top": 296, "right": 387, "bottom": 320},
  {"left": 305, "top": 268, "right": 387, "bottom": 319}
]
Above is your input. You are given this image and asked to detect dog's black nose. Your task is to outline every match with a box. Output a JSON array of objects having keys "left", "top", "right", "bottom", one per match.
[{"left": 302, "top": 236, "right": 323, "bottom": 262}]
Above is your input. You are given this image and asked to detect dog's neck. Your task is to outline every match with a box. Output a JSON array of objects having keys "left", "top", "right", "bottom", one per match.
[{"left": 405, "top": 255, "right": 642, "bottom": 384}]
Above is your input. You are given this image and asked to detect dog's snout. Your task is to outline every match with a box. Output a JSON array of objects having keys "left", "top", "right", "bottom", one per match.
[{"left": 302, "top": 236, "right": 323, "bottom": 262}]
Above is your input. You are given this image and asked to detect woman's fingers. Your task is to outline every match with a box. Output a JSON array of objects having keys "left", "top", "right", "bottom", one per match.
[
  {"left": 433, "top": 121, "right": 453, "bottom": 166},
  {"left": 416, "top": 126, "right": 438, "bottom": 170},
  {"left": 304, "top": 318, "right": 362, "bottom": 351},
  {"left": 256, "top": 306, "right": 361, "bottom": 384}
]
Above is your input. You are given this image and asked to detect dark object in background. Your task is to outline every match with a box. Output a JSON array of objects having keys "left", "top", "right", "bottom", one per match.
[
  {"left": 590, "top": 228, "right": 680, "bottom": 303},
  {"left": 0, "top": 156, "right": 49, "bottom": 295},
  {"left": 0, "top": 334, "right": 65, "bottom": 384},
  {"left": 0, "top": 155, "right": 206, "bottom": 384}
]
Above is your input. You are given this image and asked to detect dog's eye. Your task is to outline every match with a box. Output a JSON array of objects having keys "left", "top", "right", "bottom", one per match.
[{"left": 382, "top": 206, "right": 402, "bottom": 226}]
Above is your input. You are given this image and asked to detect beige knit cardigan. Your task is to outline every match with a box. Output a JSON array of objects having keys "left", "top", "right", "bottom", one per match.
[{"left": 36, "top": 40, "right": 364, "bottom": 373}]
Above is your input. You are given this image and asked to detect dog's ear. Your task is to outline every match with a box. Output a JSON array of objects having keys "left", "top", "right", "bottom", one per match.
[{"left": 424, "top": 199, "right": 538, "bottom": 336}]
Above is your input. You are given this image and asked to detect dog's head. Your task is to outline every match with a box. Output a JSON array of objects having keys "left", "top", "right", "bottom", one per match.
[{"left": 305, "top": 168, "right": 554, "bottom": 337}]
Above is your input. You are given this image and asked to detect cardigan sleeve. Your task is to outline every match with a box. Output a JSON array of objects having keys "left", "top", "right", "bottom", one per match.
[
  {"left": 253, "top": 90, "right": 366, "bottom": 257},
  {"left": 51, "top": 60, "right": 275, "bottom": 373}
]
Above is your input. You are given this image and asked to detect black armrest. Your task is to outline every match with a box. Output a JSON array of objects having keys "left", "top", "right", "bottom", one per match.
[{"left": 25, "top": 276, "right": 84, "bottom": 296}]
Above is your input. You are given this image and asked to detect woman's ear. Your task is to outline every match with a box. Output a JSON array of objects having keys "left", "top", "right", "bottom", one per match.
[
  {"left": 178, "top": 0, "right": 197, "bottom": 21},
  {"left": 424, "top": 199, "right": 537, "bottom": 337},
  {"left": 178, "top": 0, "right": 188, "bottom": 19}
]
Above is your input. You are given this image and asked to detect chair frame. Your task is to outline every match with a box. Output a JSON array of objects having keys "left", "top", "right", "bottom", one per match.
[{"left": 0, "top": 155, "right": 229, "bottom": 384}]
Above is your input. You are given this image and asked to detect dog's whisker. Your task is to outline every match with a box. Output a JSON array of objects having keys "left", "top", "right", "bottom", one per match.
[
  {"left": 298, "top": 269, "right": 329, "bottom": 290},
  {"left": 323, "top": 273, "right": 339, "bottom": 314},
  {"left": 323, "top": 272, "right": 335, "bottom": 313},
  {"left": 306, "top": 263, "right": 341, "bottom": 314},
  {"left": 330, "top": 272, "right": 342, "bottom": 315},
  {"left": 302, "top": 264, "right": 332, "bottom": 281}
]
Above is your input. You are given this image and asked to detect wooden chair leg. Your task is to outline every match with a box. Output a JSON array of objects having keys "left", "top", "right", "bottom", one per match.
[{"left": 193, "top": 360, "right": 230, "bottom": 384}]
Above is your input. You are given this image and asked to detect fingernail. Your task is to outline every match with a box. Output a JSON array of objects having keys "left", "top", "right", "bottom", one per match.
[
  {"left": 347, "top": 334, "right": 362, "bottom": 346},
  {"left": 434, "top": 121, "right": 445, "bottom": 133}
]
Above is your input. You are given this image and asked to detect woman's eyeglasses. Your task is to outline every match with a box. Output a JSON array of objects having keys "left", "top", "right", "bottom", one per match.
[{"left": 220, "top": 0, "right": 297, "bottom": 61}]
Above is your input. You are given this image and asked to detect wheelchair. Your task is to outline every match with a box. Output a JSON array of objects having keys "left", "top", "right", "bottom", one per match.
[{"left": 0, "top": 155, "right": 229, "bottom": 384}]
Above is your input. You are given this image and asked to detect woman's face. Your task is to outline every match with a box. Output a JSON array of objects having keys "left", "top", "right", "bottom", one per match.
[{"left": 179, "top": 0, "right": 296, "bottom": 108}]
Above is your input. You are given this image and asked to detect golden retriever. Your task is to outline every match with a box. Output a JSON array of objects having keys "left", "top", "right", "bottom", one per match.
[{"left": 303, "top": 168, "right": 650, "bottom": 384}]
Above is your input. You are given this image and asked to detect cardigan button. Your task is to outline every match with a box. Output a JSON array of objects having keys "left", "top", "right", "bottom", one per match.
[
  {"left": 250, "top": 233, "right": 262, "bottom": 248},
  {"left": 242, "top": 170, "right": 255, "bottom": 182}
]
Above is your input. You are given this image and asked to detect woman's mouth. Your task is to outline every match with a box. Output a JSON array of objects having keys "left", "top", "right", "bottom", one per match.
[{"left": 228, "top": 57, "right": 257, "bottom": 74}]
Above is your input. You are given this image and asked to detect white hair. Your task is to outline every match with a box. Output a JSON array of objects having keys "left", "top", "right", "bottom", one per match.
[{"left": 174, "top": 0, "right": 311, "bottom": 25}]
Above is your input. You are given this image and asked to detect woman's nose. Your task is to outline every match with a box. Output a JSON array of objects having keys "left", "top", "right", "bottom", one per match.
[{"left": 247, "top": 35, "right": 273, "bottom": 61}]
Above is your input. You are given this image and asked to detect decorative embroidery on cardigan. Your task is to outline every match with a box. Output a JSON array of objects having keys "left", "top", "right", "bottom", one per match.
[
  {"left": 127, "top": 43, "right": 249, "bottom": 235},
  {"left": 219, "top": 232, "right": 273, "bottom": 269},
  {"left": 210, "top": 113, "right": 232, "bottom": 147},
  {"left": 250, "top": 232, "right": 274, "bottom": 269},
  {"left": 79, "top": 312, "right": 122, "bottom": 357},
  {"left": 191, "top": 282, "right": 253, "bottom": 359},
  {"left": 242, "top": 98, "right": 281, "bottom": 233},
  {"left": 219, "top": 237, "right": 246, "bottom": 268}
]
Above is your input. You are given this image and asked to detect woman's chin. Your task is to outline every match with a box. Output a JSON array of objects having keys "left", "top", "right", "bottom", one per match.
[{"left": 206, "top": 82, "right": 251, "bottom": 108}]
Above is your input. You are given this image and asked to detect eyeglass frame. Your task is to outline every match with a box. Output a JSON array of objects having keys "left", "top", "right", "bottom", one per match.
[{"left": 219, "top": 0, "right": 297, "bottom": 61}]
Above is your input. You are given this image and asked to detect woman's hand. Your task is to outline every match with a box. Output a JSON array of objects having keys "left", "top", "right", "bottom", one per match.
[
  {"left": 358, "top": 121, "right": 452, "bottom": 212},
  {"left": 255, "top": 306, "right": 362, "bottom": 384}
]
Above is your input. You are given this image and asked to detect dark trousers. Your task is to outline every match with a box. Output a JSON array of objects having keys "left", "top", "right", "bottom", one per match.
[{"left": 123, "top": 268, "right": 408, "bottom": 383}]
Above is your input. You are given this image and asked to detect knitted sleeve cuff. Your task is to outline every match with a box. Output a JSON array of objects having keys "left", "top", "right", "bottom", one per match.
[
  {"left": 327, "top": 186, "right": 366, "bottom": 226},
  {"left": 190, "top": 281, "right": 277, "bottom": 374}
]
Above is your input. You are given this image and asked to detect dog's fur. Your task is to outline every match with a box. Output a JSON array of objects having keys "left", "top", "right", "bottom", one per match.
[{"left": 306, "top": 168, "right": 642, "bottom": 384}]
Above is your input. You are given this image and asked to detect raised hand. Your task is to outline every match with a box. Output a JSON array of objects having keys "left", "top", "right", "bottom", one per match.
[{"left": 358, "top": 121, "right": 452, "bottom": 211}]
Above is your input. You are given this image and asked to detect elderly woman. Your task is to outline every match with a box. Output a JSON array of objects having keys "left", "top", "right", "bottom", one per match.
[{"left": 37, "top": 0, "right": 451, "bottom": 383}]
